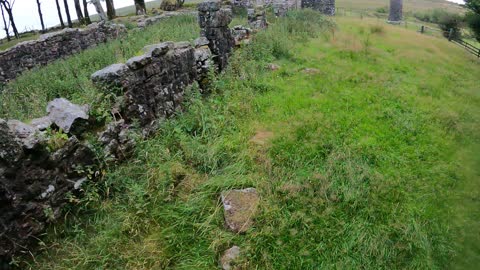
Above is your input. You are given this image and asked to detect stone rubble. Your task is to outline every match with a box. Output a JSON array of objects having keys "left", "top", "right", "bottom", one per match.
[{"left": 221, "top": 188, "right": 260, "bottom": 233}]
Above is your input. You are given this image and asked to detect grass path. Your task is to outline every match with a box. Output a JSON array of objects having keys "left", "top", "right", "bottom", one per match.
[{"left": 21, "top": 16, "right": 480, "bottom": 269}]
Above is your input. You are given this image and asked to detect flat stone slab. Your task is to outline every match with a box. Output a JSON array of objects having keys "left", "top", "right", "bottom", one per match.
[
  {"left": 46, "top": 98, "right": 89, "bottom": 135},
  {"left": 221, "top": 188, "right": 259, "bottom": 233}
]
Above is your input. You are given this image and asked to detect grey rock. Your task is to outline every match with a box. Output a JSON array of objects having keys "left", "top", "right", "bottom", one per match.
[
  {"left": 220, "top": 246, "right": 241, "bottom": 270},
  {"left": 30, "top": 116, "right": 52, "bottom": 131},
  {"left": 0, "top": 119, "right": 23, "bottom": 165},
  {"left": 194, "top": 37, "right": 210, "bottom": 48},
  {"left": 46, "top": 98, "right": 89, "bottom": 135},
  {"left": 7, "top": 120, "right": 35, "bottom": 139},
  {"left": 91, "top": 63, "right": 131, "bottom": 88},
  {"left": 143, "top": 42, "right": 174, "bottom": 57},
  {"left": 221, "top": 188, "right": 259, "bottom": 233},
  {"left": 98, "top": 120, "right": 135, "bottom": 161},
  {"left": 126, "top": 54, "right": 153, "bottom": 70}
]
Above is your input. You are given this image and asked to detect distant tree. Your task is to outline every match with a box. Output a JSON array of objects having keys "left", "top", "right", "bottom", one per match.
[
  {"left": 0, "top": 2, "right": 10, "bottom": 41},
  {"left": 465, "top": 0, "right": 480, "bottom": 14},
  {"left": 55, "top": 0, "right": 65, "bottom": 28},
  {"left": 105, "top": 0, "right": 116, "bottom": 20},
  {"left": 465, "top": 0, "right": 480, "bottom": 41},
  {"left": 91, "top": 0, "right": 108, "bottom": 21},
  {"left": 63, "top": 0, "right": 73, "bottom": 27},
  {"left": 35, "top": 0, "right": 45, "bottom": 32},
  {"left": 134, "top": 0, "right": 146, "bottom": 15},
  {"left": 73, "top": 0, "right": 85, "bottom": 24},
  {"left": 83, "top": 0, "right": 91, "bottom": 24},
  {"left": 0, "top": 0, "right": 19, "bottom": 38}
]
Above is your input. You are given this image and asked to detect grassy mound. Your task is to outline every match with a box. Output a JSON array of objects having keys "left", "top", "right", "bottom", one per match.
[{"left": 10, "top": 11, "right": 480, "bottom": 270}]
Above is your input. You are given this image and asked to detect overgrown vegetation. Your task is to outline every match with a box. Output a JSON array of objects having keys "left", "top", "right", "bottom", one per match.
[{"left": 6, "top": 8, "right": 479, "bottom": 270}]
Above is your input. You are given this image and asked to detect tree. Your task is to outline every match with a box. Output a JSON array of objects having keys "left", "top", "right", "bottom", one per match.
[
  {"left": 91, "top": 0, "right": 108, "bottom": 21},
  {"left": 55, "top": 0, "right": 65, "bottom": 28},
  {"left": 106, "top": 0, "right": 116, "bottom": 20},
  {"left": 35, "top": 0, "right": 45, "bottom": 32},
  {"left": 83, "top": 0, "right": 91, "bottom": 24},
  {"left": 73, "top": 0, "right": 85, "bottom": 24},
  {"left": 0, "top": 0, "right": 18, "bottom": 38},
  {"left": 134, "top": 0, "right": 146, "bottom": 15},
  {"left": 0, "top": 2, "right": 10, "bottom": 41},
  {"left": 63, "top": 0, "right": 73, "bottom": 27},
  {"left": 465, "top": 0, "right": 480, "bottom": 41},
  {"left": 465, "top": 0, "right": 480, "bottom": 14}
]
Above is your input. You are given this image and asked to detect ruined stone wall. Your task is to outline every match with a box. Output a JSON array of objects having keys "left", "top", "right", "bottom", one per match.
[
  {"left": 301, "top": 0, "right": 335, "bottom": 15},
  {"left": 388, "top": 0, "right": 403, "bottom": 22},
  {"left": 198, "top": 1, "right": 235, "bottom": 71},
  {"left": 0, "top": 1, "right": 251, "bottom": 262},
  {"left": 0, "top": 99, "right": 97, "bottom": 261},
  {"left": 91, "top": 41, "right": 208, "bottom": 127},
  {"left": 0, "top": 22, "right": 126, "bottom": 84}
]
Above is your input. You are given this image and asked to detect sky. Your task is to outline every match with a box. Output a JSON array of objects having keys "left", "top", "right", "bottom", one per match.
[
  {"left": 0, "top": 0, "right": 140, "bottom": 39},
  {"left": 0, "top": 0, "right": 467, "bottom": 39}
]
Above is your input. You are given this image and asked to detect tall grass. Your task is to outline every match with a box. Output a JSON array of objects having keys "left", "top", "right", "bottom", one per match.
[{"left": 0, "top": 15, "right": 199, "bottom": 121}]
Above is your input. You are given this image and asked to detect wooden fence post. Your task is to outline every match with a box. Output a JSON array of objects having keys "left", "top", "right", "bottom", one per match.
[{"left": 420, "top": 25, "right": 425, "bottom": 34}]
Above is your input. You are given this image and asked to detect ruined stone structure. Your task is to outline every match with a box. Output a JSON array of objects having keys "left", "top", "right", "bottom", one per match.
[
  {"left": 0, "top": 99, "right": 98, "bottom": 261},
  {"left": 388, "top": 0, "right": 403, "bottom": 23},
  {"left": 198, "top": 1, "right": 235, "bottom": 71},
  {"left": 301, "top": 0, "right": 335, "bottom": 15},
  {"left": 92, "top": 42, "right": 205, "bottom": 126},
  {"left": 273, "top": 0, "right": 300, "bottom": 17},
  {"left": 0, "top": 1, "right": 252, "bottom": 262},
  {"left": 248, "top": 6, "right": 268, "bottom": 30},
  {"left": 0, "top": 22, "right": 125, "bottom": 85}
]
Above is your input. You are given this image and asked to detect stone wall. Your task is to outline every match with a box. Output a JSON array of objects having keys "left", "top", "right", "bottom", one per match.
[
  {"left": 0, "top": 1, "right": 251, "bottom": 263},
  {"left": 0, "top": 22, "right": 126, "bottom": 84},
  {"left": 198, "top": 1, "right": 235, "bottom": 71},
  {"left": 91, "top": 41, "right": 207, "bottom": 127},
  {"left": 301, "top": 0, "right": 335, "bottom": 15},
  {"left": 0, "top": 99, "right": 97, "bottom": 261}
]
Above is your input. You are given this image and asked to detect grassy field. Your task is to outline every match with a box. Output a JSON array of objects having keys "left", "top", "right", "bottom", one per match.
[
  {"left": 7, "top": 8, "right": 479, "bottom": 269},
  {"left": 337, "top": 0, "right": 464, "bottom": 13}
]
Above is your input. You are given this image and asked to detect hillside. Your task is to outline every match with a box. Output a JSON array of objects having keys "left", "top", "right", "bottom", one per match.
[
  {"left": 337, "top": 0, "right": 465, "bottom": 12},
  {"left": 4, "top": 8, "right": 478, "bottom": 269}
]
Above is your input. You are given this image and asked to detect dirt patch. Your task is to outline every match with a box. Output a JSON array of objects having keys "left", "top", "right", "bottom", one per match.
[{"left": 249, "top": 130, "right": 274, "bottom": 146}]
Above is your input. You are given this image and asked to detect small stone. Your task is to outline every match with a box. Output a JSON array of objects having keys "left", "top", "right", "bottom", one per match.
[
  {"left": 267, "top": 63, "right": 280, "bottom": 71},
  {"left": 220, "top": 246, "right": 241, "bottom": 270},
  {"left": 46, "top": 98, "right": 89, "bottom": 135},
  {"left": 303, "top": 68, "right": 320, "bottom": 74},
  {"left": 221, "top": 188, "right": 259, "bottom": 233}
]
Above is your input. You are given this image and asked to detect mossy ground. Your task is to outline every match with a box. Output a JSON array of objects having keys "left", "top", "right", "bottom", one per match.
[{"left": 6, "top": 10, "right": 480, "bottom": 270}]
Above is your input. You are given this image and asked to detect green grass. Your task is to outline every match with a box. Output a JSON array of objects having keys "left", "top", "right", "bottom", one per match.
[{"left": 10, "top": 9, "right": 480, "bottom": 270}]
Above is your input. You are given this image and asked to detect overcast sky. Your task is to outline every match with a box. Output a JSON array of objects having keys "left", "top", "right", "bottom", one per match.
[
  {"left": 0, "top": 0, "right": 142, "bottom": 39},
  {"left": 0, "top": 0, "right": 467, "bottom": 39}
]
